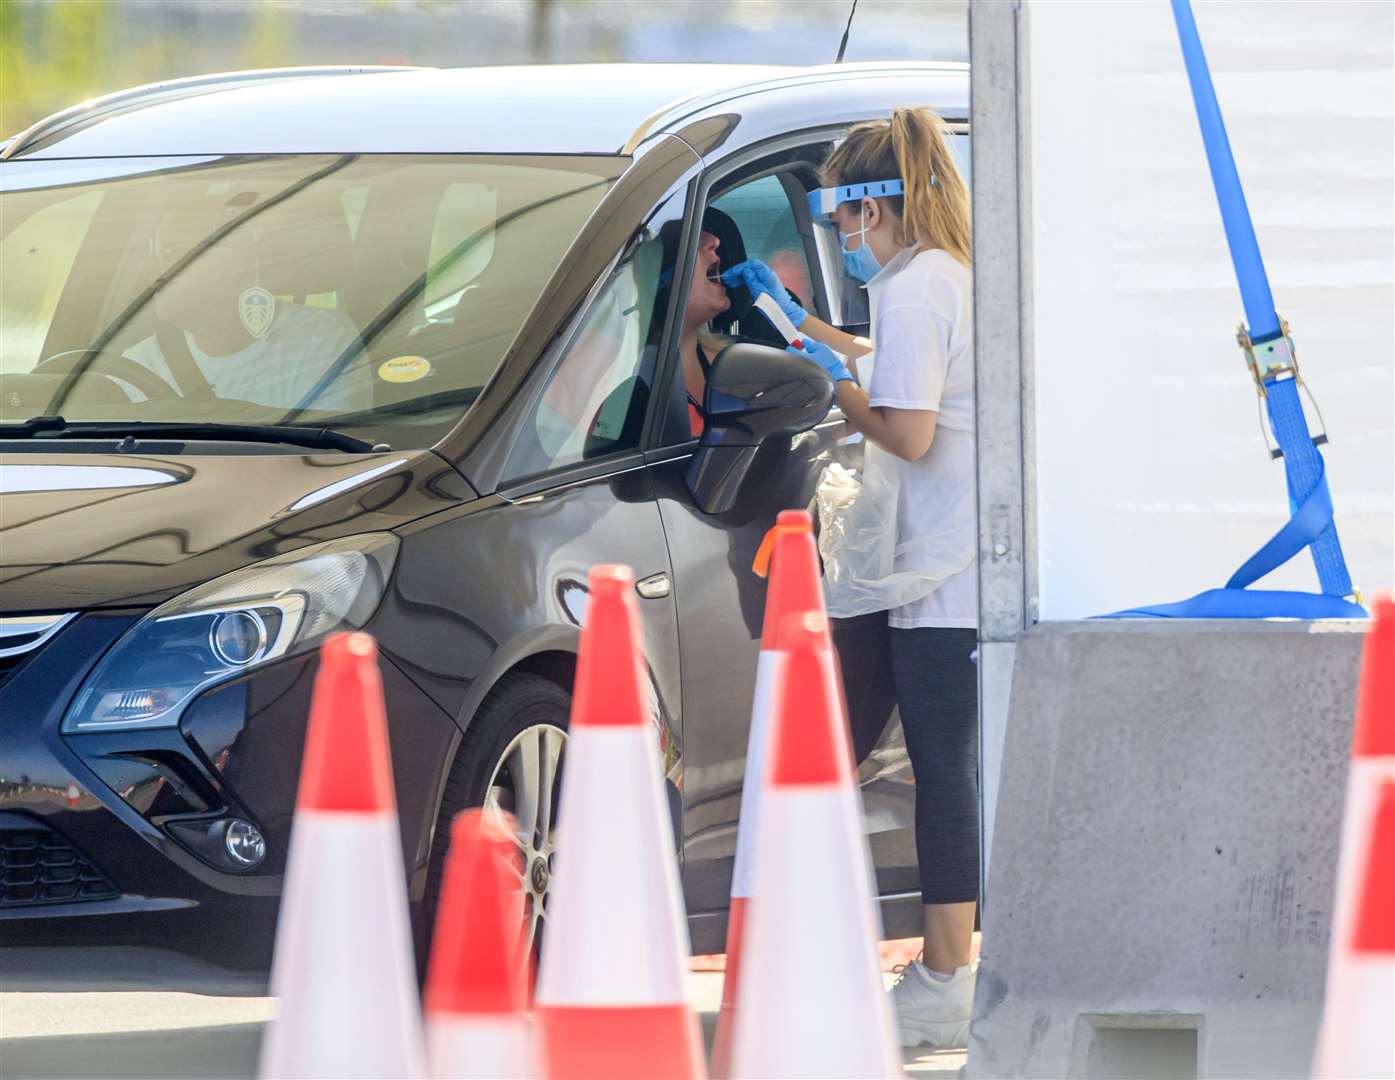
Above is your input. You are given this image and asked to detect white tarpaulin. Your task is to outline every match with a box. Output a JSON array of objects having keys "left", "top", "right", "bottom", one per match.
[{"left": 1027, "top": 0, "right": 1393, "bottom": 618}]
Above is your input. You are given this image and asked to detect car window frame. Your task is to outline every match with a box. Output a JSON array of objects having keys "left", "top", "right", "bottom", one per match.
[{"left": 645, "top": 125, "right": 853, "bottom": 457}]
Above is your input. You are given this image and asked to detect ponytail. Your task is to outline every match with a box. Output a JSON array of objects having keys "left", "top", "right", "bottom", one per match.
[{"left": 821, "top": 106, "right": 972, "bottom": 268}]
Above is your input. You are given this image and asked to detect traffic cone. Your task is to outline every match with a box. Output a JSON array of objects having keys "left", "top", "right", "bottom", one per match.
[
  {"left": 730, "top": 612, "right": 901, "bottom": 1079},
  {"left": 257, "top": 632, "right": 425, "bottom": 1080},
  {"left": 534, "top": 565, "right": 705, "bottom": 1080},
  {"left": 1314, "top": 778, "right": 1395, "bottom": 1079},
  {"left": 424, "top": 809, "right": 534, "bottom": 1079},
  {"left": 1314, "top": 597, "right": 1395, "bottom": 1078},
  {"left": 711, "top": 510, "right": 829, "bottom": 1078},
  {"left": 1332, "top": 599, "right": 1395, "bottom": 935}
]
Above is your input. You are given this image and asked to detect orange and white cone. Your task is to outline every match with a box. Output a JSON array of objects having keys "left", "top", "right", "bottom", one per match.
[
  {"left": 1314, "top": 596, "right": 1395, "bottom": 1079},
  {"left": 258, "top": 633, "right": 425, "bottom": 1079},
  {"left": 1314, "top": 778, "right": 1395, "bottom": 1079},
  {"left": 425, "top": 809, "right": 534, "bottom": 1079},
  {"left": 534, "top": 565, "right": 705, "bottom": 1080},
  {"left": 731, "top": 612, "right": 901, "bottom": 1079},
  {"left": 710, "top": 510, "right": 829, "bottom": 1078}
]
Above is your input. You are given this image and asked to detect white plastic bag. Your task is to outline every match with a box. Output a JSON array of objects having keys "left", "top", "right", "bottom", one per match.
[{"left": 815, "top": 438, "right": 974, "bottom": 618}]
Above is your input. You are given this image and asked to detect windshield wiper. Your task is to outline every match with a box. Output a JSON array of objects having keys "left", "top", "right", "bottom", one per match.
[{"left": 0, "top": 416, "right": 385, "bottom": 454}]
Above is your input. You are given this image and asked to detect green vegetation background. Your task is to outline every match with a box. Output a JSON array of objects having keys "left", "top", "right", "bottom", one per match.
[{"left": 1, "top": 0, "right": 305, "bottom": 135}]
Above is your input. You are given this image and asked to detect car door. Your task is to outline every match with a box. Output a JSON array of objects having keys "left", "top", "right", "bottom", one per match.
[
  {"left": 475, "top": 193, "right": 696, "bottom": 812},
  {"left": 642, "top": 135, "right": 921, "bottom": 942}
]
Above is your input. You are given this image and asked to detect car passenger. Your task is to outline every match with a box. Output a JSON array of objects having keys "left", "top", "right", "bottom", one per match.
[
  {"left": 124, "top": 209, "right": 370, "bottom": 413},
  {"left": 676, "top": 226, "right": 735, "bottom": 436}
]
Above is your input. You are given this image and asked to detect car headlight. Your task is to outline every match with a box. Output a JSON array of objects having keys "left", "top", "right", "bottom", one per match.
[{"left": 62, "top": 534, "right": 399, "bottom": 733}]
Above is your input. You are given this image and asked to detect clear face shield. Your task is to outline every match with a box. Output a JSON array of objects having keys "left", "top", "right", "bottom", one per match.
[
  {"left": 806, "top": 179, "right": 905, "bottom": 234},
  {"left": 807, "top": 179, "right": 904, "bottom": 284}
]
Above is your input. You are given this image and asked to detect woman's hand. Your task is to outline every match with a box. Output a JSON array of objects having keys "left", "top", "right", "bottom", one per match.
[
  {"left": 788, "top": 338, "right": 853, "bottom": 384},
  {"left": 722, "top": 259, "right": 807, "bottom": 327}
]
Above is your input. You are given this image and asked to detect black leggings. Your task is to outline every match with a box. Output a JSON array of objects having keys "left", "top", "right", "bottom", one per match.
[{"left": 889, "top": 625, "right": 980, "bottom": 905}]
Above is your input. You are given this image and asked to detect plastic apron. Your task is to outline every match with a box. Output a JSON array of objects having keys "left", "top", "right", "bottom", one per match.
[{"left": 815, "top": 248, "right": 976, "bottom": 619}]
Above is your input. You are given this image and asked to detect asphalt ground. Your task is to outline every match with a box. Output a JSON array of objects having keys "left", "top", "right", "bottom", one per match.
[{"left": 0, "top": 975, "right": 967, "bottom": 1078}]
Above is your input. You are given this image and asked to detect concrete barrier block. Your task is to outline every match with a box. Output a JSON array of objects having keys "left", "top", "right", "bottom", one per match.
[{"left": 968, "top": 620, "right": 1364, "bottom": 1080}]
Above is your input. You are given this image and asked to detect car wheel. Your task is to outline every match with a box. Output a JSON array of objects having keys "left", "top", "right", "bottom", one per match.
[{"left": 421, "top": 672, "right": 569, "bottom": 974}]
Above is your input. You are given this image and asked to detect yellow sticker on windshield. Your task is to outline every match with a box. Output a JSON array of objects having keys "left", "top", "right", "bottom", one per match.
[{"left": 378, "top": 356, "right": 432, "bottom": 384}]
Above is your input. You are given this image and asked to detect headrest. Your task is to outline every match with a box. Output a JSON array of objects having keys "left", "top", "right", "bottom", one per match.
[
  {"left": 648, "top": 207, "right": 754, "bottom": 343},
  {"left": 700, "top": 207, "right": 747, "bottom": 273},
  {"left": 249, "top": 197, "right": 355, "bottom": 296},
  {"left": 701, "top": 207, "right": 752, "bottom": 336}
]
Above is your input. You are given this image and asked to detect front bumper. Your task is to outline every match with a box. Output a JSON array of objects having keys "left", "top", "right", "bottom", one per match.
[
  {"left": 0, "top": 609, "right": 282, "bottom": 979},
  {"left": 0, "top": 609, "right": 455, "bottom": 988}
]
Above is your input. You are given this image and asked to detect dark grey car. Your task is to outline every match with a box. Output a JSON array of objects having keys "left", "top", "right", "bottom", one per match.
[{"left": 0, "top": 61, "right": 968, "bottom": 988}]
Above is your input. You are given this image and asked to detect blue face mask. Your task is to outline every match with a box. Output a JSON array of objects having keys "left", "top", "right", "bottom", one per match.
[{"left": 839, "top": 209, "right": 881, "bottom": 283}]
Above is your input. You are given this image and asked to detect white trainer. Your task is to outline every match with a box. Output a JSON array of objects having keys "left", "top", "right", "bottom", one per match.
[{"left": 888, "top": 958, "right": 976, "bottom": 1050}]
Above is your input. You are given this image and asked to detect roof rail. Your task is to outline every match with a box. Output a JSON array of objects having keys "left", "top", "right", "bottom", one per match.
[
  {"left": 620, "top": 61, "right": 969, "bottom": 156},
  {"left": 0, "top": 65, "right": 424, "bottom": 160},
  {"left": 622, "top": 86, "right": 730, "bottom": 156}
]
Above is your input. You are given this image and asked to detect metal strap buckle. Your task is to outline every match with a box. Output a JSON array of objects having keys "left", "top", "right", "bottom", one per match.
[{"left": 1236, "top": 315, "right": 1329, "bottom": 460}]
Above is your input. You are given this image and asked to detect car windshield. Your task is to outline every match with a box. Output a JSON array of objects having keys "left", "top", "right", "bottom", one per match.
[{"left": 0, "top": 154, "right": 623, "bottom": 448}]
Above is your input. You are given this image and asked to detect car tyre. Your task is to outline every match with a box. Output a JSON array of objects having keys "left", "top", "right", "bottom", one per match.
[{"left": 418, "top": 671, "right": 569, "bottom": 976}]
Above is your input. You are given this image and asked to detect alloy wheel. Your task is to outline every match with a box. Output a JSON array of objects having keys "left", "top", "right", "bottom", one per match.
[{"left": 482, "top": 722, "right": 566, "bottom": 961}]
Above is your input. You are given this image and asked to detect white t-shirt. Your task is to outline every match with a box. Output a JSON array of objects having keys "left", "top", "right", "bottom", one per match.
[
  {"left": 864, "top": 246, "right": 977, "bottom": 630},
  {"left": 125, "top": 303, "right": 371, "bottom": 413}
]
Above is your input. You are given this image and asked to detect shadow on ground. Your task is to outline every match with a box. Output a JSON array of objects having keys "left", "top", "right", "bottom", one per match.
[
  {"left": 1, "top": 1023, "right": 264, "bottom": 1080},
  {"left": 2, "top": 1002, "right": 964, "bottom": 1077}
]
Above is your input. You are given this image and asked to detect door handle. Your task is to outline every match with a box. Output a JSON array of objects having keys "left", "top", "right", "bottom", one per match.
[{"left": 635, "top": 572, "right": 671, "bottom": 600}]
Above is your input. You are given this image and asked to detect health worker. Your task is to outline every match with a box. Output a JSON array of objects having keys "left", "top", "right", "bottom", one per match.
[{"left": 723, "top": 106, "right": 978, "bottom": 1051}]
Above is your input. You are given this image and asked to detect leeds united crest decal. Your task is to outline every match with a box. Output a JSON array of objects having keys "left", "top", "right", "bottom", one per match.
[{"left": 238, "top": 286, "right": 276, "bottom": 339}]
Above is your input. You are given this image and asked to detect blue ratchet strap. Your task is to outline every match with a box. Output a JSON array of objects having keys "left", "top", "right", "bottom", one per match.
[
  {"left": 1108, "top": 446, "right": 1363, "bottom": 618},
  {"left": 1102, "top": 1, "right": 1364, "bottom": 620}
]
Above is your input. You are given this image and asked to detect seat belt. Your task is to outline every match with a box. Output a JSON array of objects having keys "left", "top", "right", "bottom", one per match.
[
  {"left": 1103, "top": 0, "right": 1365, "bottom": 620},
  {"left": 154, "top": 322, "right": 215, "bottom": 401}
]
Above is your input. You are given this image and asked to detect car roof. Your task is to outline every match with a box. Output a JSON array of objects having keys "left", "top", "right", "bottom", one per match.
[{"left": 2, "top": 62, "right": 968, "bottom": 160}]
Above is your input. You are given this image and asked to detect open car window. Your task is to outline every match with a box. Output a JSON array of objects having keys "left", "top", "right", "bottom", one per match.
[
  {"left": 712, "top": 174, "right": 815, "bottom": 318},
  {"left": 651, "top": 147, "right": 833, "bottom": 447}
]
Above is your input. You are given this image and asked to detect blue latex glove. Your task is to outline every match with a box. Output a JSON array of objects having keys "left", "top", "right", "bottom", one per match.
[
  {"left": 788, "top": 339, "right": 853, "bottom": 384},
  {"left": 721, "top": 259, "right": 807, "bottom": 327}
]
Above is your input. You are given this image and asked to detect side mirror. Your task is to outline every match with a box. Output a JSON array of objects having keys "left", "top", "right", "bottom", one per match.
[{"left": 685, "top": 341, "right": 834, "bottom": 515}]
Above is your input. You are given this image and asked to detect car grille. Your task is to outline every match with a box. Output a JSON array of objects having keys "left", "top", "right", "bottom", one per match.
[
  {"left": 0, "top": 822, "right": 119, "bottom": 907},
  {"left": 0, "top": 613, "right": 75, "bottom": 690}
]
